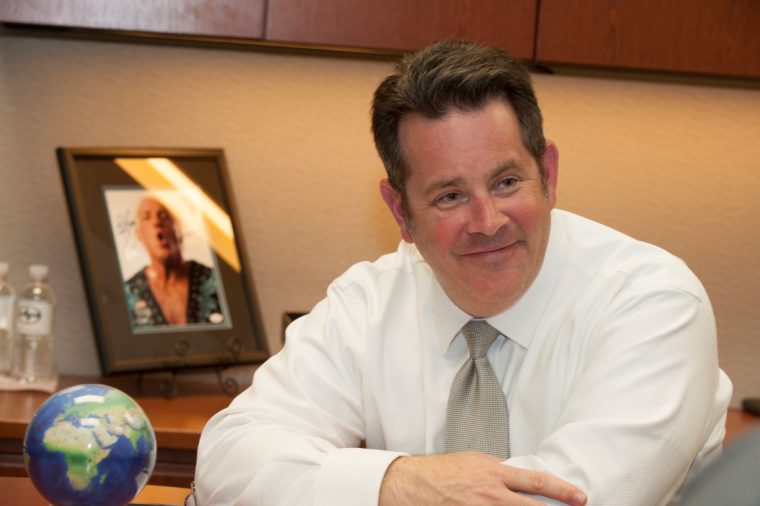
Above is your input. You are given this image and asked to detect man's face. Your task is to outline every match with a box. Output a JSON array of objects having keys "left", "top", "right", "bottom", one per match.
[
  {"left": 135, "top": 197, "right": 181, "bottom": 262},
  {"left": 380, "top": 98, "right": 558, "bottom": 317}
]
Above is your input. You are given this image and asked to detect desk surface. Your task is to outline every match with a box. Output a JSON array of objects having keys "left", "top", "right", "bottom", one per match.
[
  {"left": 0, "top": 383, "right": 760, "bottom": 442},
  {"left": 0, "top": 476, "right": 189, "bottom": 505},
  {"left": 0, "top": 375, "right": 235, "bottom": 487},
  {"left": 2, "top": 382, "right": 758, "bottom": 446},
  {"left": 2, "top": 412, "right": 756, "bottom": 505},
  {"left": 724, "top": 407, "right": 760, "bottom": 446},
  {"left": 0, "top": 376, "right": 233, "bottom": 450},
  {"left": 1, "top": 378, "right": 759, "bottom": 489}
]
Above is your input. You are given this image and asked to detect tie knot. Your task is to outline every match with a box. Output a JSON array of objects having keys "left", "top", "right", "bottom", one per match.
[{"left": 462, "top": 320, "right": 500, "bottom": 358}]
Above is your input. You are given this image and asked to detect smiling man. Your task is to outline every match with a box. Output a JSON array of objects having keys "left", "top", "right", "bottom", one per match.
[
  {"left": 195, "top": 40, "right": 731, "bottom": 505},
  {"left": 380, "top": 97, "right": 556, "bottom": 318}
]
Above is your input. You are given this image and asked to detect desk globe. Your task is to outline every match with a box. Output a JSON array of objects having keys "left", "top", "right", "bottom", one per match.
[{"left": 23, "top": 384, "right": 156, "bottom": 506}]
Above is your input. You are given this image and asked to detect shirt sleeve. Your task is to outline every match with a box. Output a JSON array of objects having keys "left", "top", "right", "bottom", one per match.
[
  {"left": 194, "top": 281, "right": 406, "bottom": 506},
  {"left": 507, "top": 279, "right": 732, "bottom": 505}
]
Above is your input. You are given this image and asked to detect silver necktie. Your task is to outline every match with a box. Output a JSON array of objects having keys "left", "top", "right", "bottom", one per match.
[{"left": 443, "top": 319, "right": 510, "bottom": 459}]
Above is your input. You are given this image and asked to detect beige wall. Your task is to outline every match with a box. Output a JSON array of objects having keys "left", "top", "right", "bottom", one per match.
[{"left": 0, "top": 34, "right": 758, "bottom": 406}]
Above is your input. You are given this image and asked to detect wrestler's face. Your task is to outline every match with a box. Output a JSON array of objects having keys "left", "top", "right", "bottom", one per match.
[
  {"left": 380, "top": 98, "right": 558, "bottom": 317},
  {"left": 135, "top": 197, "right": 181, "bottom": 262}
]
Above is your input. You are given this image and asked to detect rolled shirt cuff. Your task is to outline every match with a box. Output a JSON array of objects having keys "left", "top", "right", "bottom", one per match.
[{"left": 313, "top": 448, "right": 407, "bottom": 506}]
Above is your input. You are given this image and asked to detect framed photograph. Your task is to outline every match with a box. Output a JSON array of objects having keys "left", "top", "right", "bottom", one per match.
[{"left": 57, "top": 147, "right": 269, "bottom": 374}]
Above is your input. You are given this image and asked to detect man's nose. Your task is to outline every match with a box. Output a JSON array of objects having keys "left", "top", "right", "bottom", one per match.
[{"left": 467, "top": 194, "right": 508, "bottom": 236}]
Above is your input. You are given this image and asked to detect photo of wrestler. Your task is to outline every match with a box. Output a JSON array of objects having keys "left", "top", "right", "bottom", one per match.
[{"left": 104, "top": 188, "right": 231, "bottom": 332}]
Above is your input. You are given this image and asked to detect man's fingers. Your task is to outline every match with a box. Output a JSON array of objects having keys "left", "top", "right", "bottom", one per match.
[
  {"left": 380, "top": 452, "right": 588, "bottom": 506},
  {"left": 500, "top": 467, "right": 587, "bottom": 506}
]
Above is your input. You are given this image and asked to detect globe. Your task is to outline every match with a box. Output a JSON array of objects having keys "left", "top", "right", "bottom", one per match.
[{"left": 23, "top": 384, "right": 157, "bottom": 506}]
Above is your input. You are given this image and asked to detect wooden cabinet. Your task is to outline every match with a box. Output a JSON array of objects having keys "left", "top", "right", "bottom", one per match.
[
  {"left": 265, "top": 0, "right": 537, "bottom": 58},
  {"left": 2, "top": 0, "right": 759, "bottom": 79},
  {"left": 536, "top": 0, "right": 760, "bottom": 79},
  {"left": 0, "top": 0, "right": 265, "bottom": 39}
]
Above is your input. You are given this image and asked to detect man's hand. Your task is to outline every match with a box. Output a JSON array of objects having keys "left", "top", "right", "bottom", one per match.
[{"left": 379, "top": 452, "right": 587, "bottom": 506}]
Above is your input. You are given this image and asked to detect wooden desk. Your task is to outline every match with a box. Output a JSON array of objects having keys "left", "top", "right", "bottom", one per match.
[
  {"left": 0, "top": 476, "right": 189, "bottom": 505},
  {"left": 724, "top": 408, "right": 760, "bottom": 446},
  {"left": 0, "top": 376, "right": 234, "bottom": 488},
  {"left": 2, "top": 376, "right": 759, "bottom": 489}
]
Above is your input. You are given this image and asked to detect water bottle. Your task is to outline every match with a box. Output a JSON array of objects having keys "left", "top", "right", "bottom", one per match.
[
  {"left": 0, "top": 262, "right": 15, "bottom": 375},
  {"left": 13, "top": 264, "right": 56, "bottom": 383}
]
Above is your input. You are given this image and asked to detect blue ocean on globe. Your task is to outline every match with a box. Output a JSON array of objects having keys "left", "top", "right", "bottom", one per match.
[{"left": 24, "top": 384, "right": 156, "bottom": 506}]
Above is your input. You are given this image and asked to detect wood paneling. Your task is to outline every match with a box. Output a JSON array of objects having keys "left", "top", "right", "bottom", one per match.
[
  {"left": 536, "top": 0, "right": 760, "bottom": 78},
  {"left": 0, "top": 0, "right": 266, "bottom": 39},
  {"left": 4, "top": 0, "right": 758, "bottom": 79},
  {"left": 266, "top": 0, "right": 538, "bottom": 57}
]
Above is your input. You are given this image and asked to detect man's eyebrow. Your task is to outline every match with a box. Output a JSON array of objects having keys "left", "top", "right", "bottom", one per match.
[
  {"left": 490, "top": 159, "right": 527, "bottom": 178},
  {"left": 422, "top": 176, "right": 465, "bottom": 198}
]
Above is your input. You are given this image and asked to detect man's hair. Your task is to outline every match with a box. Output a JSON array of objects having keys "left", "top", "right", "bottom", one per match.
[{"left": 371, "top": 40, "right": 546, "bottom": 203}]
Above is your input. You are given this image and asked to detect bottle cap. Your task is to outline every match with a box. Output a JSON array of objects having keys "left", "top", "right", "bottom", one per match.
[
  {"left": 29, "top": 264, "right": 49, "bottom": 281},
  {"left": 0, "top": 262, "right": 7, "bottom": 279}
]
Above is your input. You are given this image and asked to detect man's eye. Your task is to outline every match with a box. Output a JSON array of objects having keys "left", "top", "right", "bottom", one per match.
[
  {"left": 496, "top": 177, "right": 518, "bottom": 191},
  {"left": 436, "top": 192, "right": 463, "bottom": 206}
]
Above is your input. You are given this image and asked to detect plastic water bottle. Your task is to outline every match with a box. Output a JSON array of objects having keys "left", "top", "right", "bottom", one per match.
[
  {"left": 13, "top": 264, "right": 56, "bottom": 383},
  {"left": 0, "top": 262, "right": 15, "bottom": 375}
]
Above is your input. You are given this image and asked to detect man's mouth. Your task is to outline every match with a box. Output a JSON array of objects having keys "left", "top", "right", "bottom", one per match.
[
  {"left": 156, "top": 231, "right": 170, "bottom": 248},
  {"left": 460, "top": 241, "right": 516, "bottom": 257}
]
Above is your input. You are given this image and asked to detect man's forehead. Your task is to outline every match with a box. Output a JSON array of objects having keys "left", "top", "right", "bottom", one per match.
[
  {"left": 398, "top": 99, "right": 521, "bottom": 150},
  {"left": 137, "top": 197, "right": 167, "bottom": 212}
]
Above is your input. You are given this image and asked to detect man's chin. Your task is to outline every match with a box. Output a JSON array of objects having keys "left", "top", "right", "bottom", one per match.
[{"left": 444, "top": 278, "right": 528, "bottom": 317}]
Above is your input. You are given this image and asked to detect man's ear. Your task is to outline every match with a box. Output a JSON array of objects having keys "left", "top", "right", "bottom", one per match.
[
  {"left": 542, "top": 141, "right": 559, "bottom": 209},
  {"left": 379, "top": 179, "right": 414, "bottom": 243}
]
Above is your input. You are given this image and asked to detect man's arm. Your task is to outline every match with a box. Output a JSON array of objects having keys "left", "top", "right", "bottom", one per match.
[
  {"left": 194, "top": 293, "right": 402, "bottom": 505},
  {"left": 504, "top": 282, "right": 730, "bottom": 505},
  {"left": 380, "top": 452, "right": 587, "bottom": 506}
]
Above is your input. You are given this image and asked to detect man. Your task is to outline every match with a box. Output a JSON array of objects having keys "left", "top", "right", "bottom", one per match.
[
  {"left": 195, "top": 40, "right": 731, "bottom": 505},
  {"left": 125, "top": 195, "right": 223, "bottom": 327}
]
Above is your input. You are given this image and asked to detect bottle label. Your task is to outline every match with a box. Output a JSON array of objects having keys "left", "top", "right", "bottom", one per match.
[
  {"left": 0, "top": 295, "right": 13, "bottom": 330},
  {"left": 16, "top": 299, "right": 53, "bottom": 335}
]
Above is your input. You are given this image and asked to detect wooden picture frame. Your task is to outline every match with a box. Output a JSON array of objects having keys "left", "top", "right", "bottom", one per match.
[{"left": 57, "top": 147, "right": 269, "bottom": 374}]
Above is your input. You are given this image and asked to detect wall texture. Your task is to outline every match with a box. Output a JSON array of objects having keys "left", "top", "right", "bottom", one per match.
[{"left": 0, "top": 34, "right": 758, "bottom": 406}]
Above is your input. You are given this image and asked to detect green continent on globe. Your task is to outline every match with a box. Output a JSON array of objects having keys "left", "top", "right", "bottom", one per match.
[
  {"left": 41, "top": 389, "right": 154, "bottom": 491},
  {"left": 42, "top": 422, "right": 111, "bottom": 490}
]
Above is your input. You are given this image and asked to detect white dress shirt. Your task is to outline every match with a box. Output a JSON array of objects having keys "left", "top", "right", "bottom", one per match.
[{"left": 195, "top": 209, "right": 732, "bottom": 505}]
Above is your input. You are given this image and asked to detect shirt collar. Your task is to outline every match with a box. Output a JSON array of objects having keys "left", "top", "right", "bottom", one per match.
[
  {"left": 430, "top": 209, "right": 568, "bottom": 353},
  {"left": 431, "top": 276, "right": 472, "bottom": 353}
]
